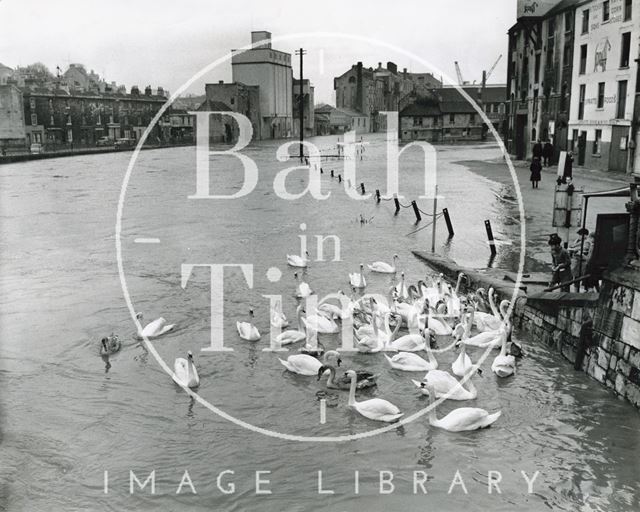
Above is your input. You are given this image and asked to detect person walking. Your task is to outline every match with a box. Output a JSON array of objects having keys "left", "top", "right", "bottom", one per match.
[
  {"left": 568, "top": 228, "right": 591, "bottom": 291},
  {"left": 542, "top": 140, "right": 554, "bottom": 167},
  {"left": 530, "top": 156, "right": 542, "bottom": 188},
  {"left": 549, "top": 234, "right": 572, "bottom": 292},
  {"left": 562, "top": 151, "right": 574, "bottom": 184},
  {"left": 532, "top": 139, "right": 543, "bottom": 160}
]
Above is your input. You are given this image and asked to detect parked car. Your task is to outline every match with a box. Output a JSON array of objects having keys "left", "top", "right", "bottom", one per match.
[
  {"left": 96, "top": 137, "right": 114, "bottom": 147},
  {"left": 115, "top": 138, "right": 134, "bottom": 148},
  {"left": 30, "top": 143, "right": 43, "bottom": 154}
]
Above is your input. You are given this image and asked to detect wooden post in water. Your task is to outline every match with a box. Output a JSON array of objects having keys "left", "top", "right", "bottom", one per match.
[
  {"left": 411, "top": 200, "right": 421, "bottom": 222},
  {"left": 330, "top": 169, "right": 334, "bottom": 178},
  {"left": 360, "top": 183, "right": 365, "bottom": 195},
  {"left": 485, "top": 219, "right": 497, "bottom": 255},
  {"left": 442, "top": 208, "right": 454, "bottom": 237},
  {"left": 375, "top": 189, "right": 380, "bottom": 203},
  {"left": 394, "top": 195, "right": 400, "bottom": 215},
  {"left": 338, "top": 175, "right": 342, "bottom": 183}
]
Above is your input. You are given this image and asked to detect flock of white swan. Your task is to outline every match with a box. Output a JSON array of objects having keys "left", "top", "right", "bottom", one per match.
[{"left": 102, "top": 252, "right": 522, "bottom": 433}]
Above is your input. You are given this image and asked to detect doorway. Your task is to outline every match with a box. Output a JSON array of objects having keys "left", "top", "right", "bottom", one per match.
[
  {"left": 578, "top": 131, "right": 587, "bottom": 166},
  {"left": 608, "top": 125, "right": 629, "bottom": 172}
]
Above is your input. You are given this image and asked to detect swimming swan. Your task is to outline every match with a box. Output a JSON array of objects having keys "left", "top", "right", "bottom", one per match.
[
  {"left": 368, "top": 254, "right": 398, "bottom": 274},
  {"left": 346, "top": 370, "right": 403, "bottom": 422},
  {"left": 172, "top": 351, "right": 199, "bottom": 388},
  {"left": 136, "top": 313, "right": 175, "bottom": 338},
  {"left": 237, "top": 309, "right": 261, "bottom": 341}
]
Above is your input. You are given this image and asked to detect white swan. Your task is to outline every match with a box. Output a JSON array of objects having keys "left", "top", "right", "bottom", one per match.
[
  {"left": 423, "top": 381, "right": 501, "bottom": 432},
  {"left": 349, "top": 263, "right": 367, "bottom": 289},
  {"left": 368, "top": 254, "right": 398, "bottom": 274},
  {"left": 294, "top": 272, "right": 313, "bottom": 298},
  {"left": 384, "top": 348, "right": 437, "bottom": 372},
  {"left": 492, "top": 328, "right": 516, "bottom": 377},
  {"left": 346, "top": 370, "right": 403, "bottom": 422},
  {"left": 236, "top": 309, "right": 261, "bottom": 341},
  {"left": 422, "top": 301, "right": 453, "bottom": 335},
  {"left": 136, "top": 312, "right": 175, "bottom": 338},
  {"left": 355, "top": 312, "right": 400, "bottom": 352},
  {"left": 394, "top": 272, "right": 409, "bottom": 300},
  {"left": 270, "top": 300, "right": 289, "bottom": 329},
  {"left": 451, "top": 341, "right": 473, "bottom": 378},
  {"left": 275, "top": 305, "right": 306, "bottom": 346},
  {"left": 279, "top": 350, "right": 338, "bottom": 376},
  {"left": 302, "top": 312, "right": 339, "bottom": 334},
  {"left": 172, "top": 351, "right": 199, "bottom": 388},
  {"left": 412, "top": 367, "right": 480, "bottom": 401},
  {"left": 287, "top": 251, "right": 309, "bottom": 268},
  {"left": 387, "top": 327, "right": 433, "bottom": 352},
  {"left": 462, "top": 324, "right": 506, "bottom": 349}
]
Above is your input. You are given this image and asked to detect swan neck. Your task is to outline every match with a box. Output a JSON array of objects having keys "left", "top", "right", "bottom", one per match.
[{"left": 348, "top": 374, "right": 357, "bottom": 405}]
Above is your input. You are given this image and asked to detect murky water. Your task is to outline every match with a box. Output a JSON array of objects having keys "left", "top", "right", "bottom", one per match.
[{"left": 1, "top": 135, "right": 638, "bottom": 511}]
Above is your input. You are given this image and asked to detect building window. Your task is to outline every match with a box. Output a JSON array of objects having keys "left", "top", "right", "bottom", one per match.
[
  {"left": 29, "top": 97, "right": 36, "bottom": 109},
  {"left": 230, "top": 97, "right": 235, "bottom": 105},
  {"left": 563, "top": 43, "right": 572, "bottom": 66},
  {"left": 534, "top": 53, "right": 541, "bottom": 82},
  {"left": 564, "top": 11, "right": 573, "bottom": 31},
  {"left": 582, "top": 9, "right": 590, "bottom": 33},
  {"left": 571, "top": 129, "right": 578, "bottom": 151},
  {"left": 449, "top": 113, "right": 455, "bottom": 125},
  {"left": 602, "top": 1, "right": 610, "bottom": 21},
  {"left": 624, "top": 0, "right": 632, "bottom": 20},
  {"left": 597, "top": 82, "right": 605, "bottom": 108},
  {"left": 31, "top": 113, "right": 37, "bottom": 126},
  {"left": 578, "top": 84, "right": 586, "bottom": 120},
  {"left": 579, "top": 44, "right": 587, "bottom": 74},
  {"left": 617, "top": 80, "right": 627, "bottom": 118},
  {"left": 469, "top": 113, "right": 475, "bottom": 124},
  {"left": 414, "top": 116, "right": 423, "bottom": 126},
  {"left": 50, "top": 115, "right": 54, "bottom": 125},
  {"left": 620, "top": 32, "right": 631, "bottom": 68},
  {"left": 593, "top": 129, "right": 602, "bottom": 154}
]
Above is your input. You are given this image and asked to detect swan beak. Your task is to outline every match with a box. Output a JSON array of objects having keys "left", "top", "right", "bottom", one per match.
[
  {"left": 317, "top": 366, "right": 327, "bottom": 380},
  {"left": 477, "top": 367, "right": 484, "bottom": 377}
]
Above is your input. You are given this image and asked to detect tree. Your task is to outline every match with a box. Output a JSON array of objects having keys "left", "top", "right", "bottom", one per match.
[{"left": 20, "top": 62, "right": 55, "bottom": 80}]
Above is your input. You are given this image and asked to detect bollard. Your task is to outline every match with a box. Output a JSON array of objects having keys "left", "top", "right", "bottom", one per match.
[
  {"left": 375, "top": 189, "right": 380, "bottom": 203},
  {"left": 442, "top": 208, "right": 454, "bottom": 237},
  {"left": 411, "top": 200, "right": 421, "bottom": 222},
  {"left": 338, "top": 174, "right": 342, "bottom": 183},
  {"left": 360, "top": 183, "right": 366, "bottom": 194},
  {"left": 330, "top": 169, "right": 334, "bottom": 178},
  {"left": 485, "top": 219, "right": 497, "bottom": 255},
  {"left": 394, "top": 195, "right": 400, "bottom": 215}
]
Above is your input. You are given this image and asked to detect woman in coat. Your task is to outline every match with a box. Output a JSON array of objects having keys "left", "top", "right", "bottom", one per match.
[{"left": 530, "top": 157, "right": 542, "bottom": 188}]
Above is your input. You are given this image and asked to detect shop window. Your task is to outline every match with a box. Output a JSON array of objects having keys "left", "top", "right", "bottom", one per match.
[{"left": 593, "top": 129, "right": 602, "bottom": 155}]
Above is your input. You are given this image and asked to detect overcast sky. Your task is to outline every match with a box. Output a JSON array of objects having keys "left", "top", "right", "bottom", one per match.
[{"left": 0, "top": 0, "right": 516, "bottom": 104}]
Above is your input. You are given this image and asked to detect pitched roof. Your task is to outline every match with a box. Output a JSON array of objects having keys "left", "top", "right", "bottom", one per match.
[
  {"left": 400, "top": 102, "right": 441, "bottom": 116},
  {"left": 197, "top": 99, "right": 232, "bottom": 111}
]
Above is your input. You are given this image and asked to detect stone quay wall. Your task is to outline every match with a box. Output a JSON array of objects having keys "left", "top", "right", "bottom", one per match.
[{"left": 413, "top": 251, "right": 640, "bottom": 409}]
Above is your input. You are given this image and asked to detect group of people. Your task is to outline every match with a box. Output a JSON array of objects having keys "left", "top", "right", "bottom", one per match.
[
  {"left": 548, "top": 230, "right": 598, "bottom": 292},
  {"left": 529, "top": 139, "right": 574, "bottom": 188}
]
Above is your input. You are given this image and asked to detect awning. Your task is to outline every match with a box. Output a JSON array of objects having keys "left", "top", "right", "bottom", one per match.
[{"left": 581, "top": 186, "right": 631, "bottom": 199}]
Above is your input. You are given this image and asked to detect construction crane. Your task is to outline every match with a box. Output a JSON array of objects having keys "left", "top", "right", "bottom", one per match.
[
  {"left": 483, "top": 54, "right": 503, "bottom": 86},
  {"left": 454, "top": 61, "right": 466, "bottom": 85}
]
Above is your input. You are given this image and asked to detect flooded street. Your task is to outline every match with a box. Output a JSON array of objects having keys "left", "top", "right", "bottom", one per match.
[{"left": 1, "top": 135, "right": 639, "bottom": 511}]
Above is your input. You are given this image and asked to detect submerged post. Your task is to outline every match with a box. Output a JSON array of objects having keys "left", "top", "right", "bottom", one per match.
[
  {"left": 442, "top": 207, "right": 454, "bottom": 237},
  {"left": 360, "top": 182, "right": 366, "bottom": 195},
  {"left": 375, "top": 189, "right": 381, "bottom": 203},
  {"left": 330, "top": 169, "right": 334, "bottom": 178},
  {"left": 338, "top": 174, "right": 342, "bottom": 183},
  {"left": 411, "top": 200, "right": 421, "bottom": 222},
  {"left": 485, "top": 219, "right": 497, "bottom": 254},
  {"left": 394, "top": 195, "right": 400, "bottom": 215}
]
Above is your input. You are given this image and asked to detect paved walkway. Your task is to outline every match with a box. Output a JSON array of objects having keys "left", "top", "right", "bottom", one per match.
[{"left": 455, "top": 155, "right": 633, "bottom": 270}]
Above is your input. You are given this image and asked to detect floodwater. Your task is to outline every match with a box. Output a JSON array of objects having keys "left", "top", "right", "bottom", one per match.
[{"left": 1, "top": 134, "right": 638, "bottom": 511}]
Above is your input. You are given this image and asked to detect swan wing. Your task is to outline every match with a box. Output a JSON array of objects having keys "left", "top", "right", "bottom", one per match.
[
  {"left": 279, "top": 354, "right": 322, "bottom": 375},
  {"left": 141, "top": 317, "right": 166, "bottom": 337},
  {"left": 390, "top": 334, "right": 423, "bottom": 352},
  {"left": 276, "top": 330, "right": 306, "bottom": 345}
]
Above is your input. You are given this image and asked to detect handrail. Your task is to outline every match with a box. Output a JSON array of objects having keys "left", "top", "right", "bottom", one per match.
[{"left": 544, "top": 274, "right": 592, "bottom": 292}]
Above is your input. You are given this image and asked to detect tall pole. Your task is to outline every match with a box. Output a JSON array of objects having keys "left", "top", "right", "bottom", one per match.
[
  {"left": 295, "top": 48, "right": 306, "bottom": 162},
  {"left": 431, "top": 185, "right": 438, "bottom": 252}
]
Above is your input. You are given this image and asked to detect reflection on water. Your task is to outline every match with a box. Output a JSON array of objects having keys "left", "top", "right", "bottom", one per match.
[{"left": 0, "top": 136, "right": 638, "bottom": 511}]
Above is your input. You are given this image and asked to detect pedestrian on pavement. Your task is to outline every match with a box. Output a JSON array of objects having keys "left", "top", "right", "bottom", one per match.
[
  {"left": 530, "top": 156, "right": 542, "bottom": 188},
  {"left": 583, "top": 232, "right": 600, "bottom": 292},
  {"left": 542, "top": 140, "right": 554, "bottom": 167},
  {"left": 562, "top": 151, "right": 574, "bottom": 183},
  {"left": 569, "top": 228, "right": 591, "bottom": 291},
  {"left": 549, "top": 234, "right": 572, "bottom": 292},
  {"left": 532, "top": 139, "right": 543, "bottom": 160}
]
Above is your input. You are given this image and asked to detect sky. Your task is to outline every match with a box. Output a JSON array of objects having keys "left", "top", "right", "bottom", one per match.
[{"left": 0, "top": 0, "right": 516, "bottom": 105}]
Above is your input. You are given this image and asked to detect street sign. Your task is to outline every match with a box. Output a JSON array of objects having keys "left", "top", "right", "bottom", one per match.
[{"left": 553, "top": 185, "right": 583, "bottom": 228}]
